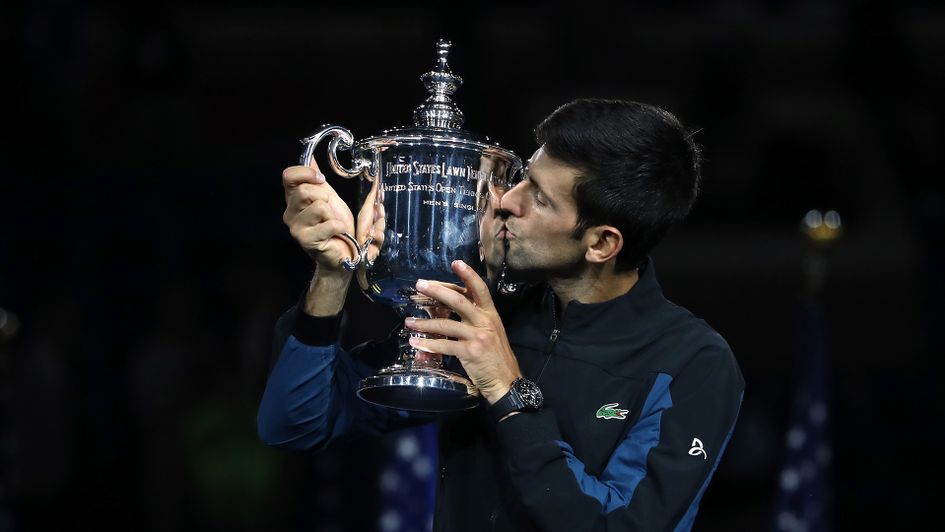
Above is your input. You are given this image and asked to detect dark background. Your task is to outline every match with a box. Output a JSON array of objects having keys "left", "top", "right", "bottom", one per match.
[{"left": 2, "top": 0, "right": 943, "bottom": 530}]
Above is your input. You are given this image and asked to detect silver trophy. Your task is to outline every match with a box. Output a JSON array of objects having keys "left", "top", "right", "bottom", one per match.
[{"left": 299, "top": 40, "right": 523, "bottom": 412}]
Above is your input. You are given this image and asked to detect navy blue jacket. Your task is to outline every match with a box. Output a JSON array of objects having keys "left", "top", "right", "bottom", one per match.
[{"left": 258, "top": 260, "right": 744, "bottom": 531}]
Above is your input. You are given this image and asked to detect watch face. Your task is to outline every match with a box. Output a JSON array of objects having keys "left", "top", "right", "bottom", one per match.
[{"left": 513, "top": 378, "right": 544, "bottom": 410}]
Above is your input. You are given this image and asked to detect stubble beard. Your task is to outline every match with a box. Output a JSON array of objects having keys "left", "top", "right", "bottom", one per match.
[{"left": 503, "top": 240, "right": 586, "bottom": 284}]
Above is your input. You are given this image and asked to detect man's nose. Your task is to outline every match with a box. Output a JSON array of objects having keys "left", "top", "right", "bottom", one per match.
[{"left": 497, "top": 180, "right": 525, "bottom": 217}]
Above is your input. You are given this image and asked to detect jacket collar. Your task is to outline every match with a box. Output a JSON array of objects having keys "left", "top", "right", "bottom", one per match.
[{"left": 541, "top": 257, "right": 667, "bottom": 332}]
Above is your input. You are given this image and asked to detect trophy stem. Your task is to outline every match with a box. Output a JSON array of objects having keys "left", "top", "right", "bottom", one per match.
[{"left": 357, "top": 289, "right": 481, "bottom": 412}]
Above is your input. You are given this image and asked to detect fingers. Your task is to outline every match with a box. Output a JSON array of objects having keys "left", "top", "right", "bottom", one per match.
[
  {"left": 290, "top": 217, "right": 348, "bottom": 250},
  {"left": 283, "top": 165, "right": 326, "bottom": 191},
  {"left": 288, "top": 200, "right": 355, "bottom": 251},
  {"left": 413, "top": 261, "right": 493, "bottom": 323},
  {"left": 405, "top": 317, "right": 471, "bottom": 340},
  {"left": 406, "top": 283, "right": 461, "bottom": 318},
  {"left": 285, "top": 197, "right": 331, "bottom": 226},
  {"left": 285, "top": 183, "right": 327, "bottom": 216},
  {"left": 424, "top": 281, "right": 468, "bottom": 296},
  {"left": 281, "top": 161, "right": 360, "bottom": 271},
  {"left": 408, "top": 336, "right": 457, "bottom": 357},
  {"left": 450, "top": 260, "right": 495, "bottom": 312},
  {"left": 403, "top": 318, "right": 464, "bottom": 357},
  {"left": 284, "top": 166, "right": 332, "bottom": 214},
  {"left": 416, "top": 279, "right": 479, "bottom": 322}
]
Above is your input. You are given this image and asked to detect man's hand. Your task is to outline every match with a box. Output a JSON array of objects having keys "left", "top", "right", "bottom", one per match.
[
  {"left": 282, "top": 161, "right": 358, "bottom": 273},
  {"left": 283, "top": 159, "right": 371, "bottom": 316},
  {"left": 405, "top": 260, "right": 522, "bottom": 404}
]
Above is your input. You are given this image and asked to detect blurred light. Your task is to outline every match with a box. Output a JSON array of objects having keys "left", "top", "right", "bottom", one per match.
[
  {"left": 801, "top": 209, "right": 842, "bottom": 245},
  {"left": 803, "top": 209, "right": 823, "bottom": 230},
  {"left": 0, "top": 308, "right": 21, "bottom": 342},
  {"left": 823, "top": 210, "right": 842, "bottom": 230}
]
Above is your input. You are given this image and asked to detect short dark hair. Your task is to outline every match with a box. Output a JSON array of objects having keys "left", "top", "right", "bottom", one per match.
[{"left": 535, "top": 99, "right": 702, "bottom": 271}]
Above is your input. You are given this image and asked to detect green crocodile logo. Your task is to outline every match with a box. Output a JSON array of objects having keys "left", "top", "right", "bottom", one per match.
[{"left": 596, "top": 403, "right": 629, "bottom": 420}]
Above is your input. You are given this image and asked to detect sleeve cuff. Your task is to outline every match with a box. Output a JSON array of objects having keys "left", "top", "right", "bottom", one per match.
[
  {"left": 291, "top": 304, "right": 343, "bottom": 346},
  {"left": 495, "top": 408, "right": 563, "bottom": 460}
]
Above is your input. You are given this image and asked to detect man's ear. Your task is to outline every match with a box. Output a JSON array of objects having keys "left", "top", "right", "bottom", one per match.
[{"left": 583, "top": 225, "right": 624, "bottom": 265}]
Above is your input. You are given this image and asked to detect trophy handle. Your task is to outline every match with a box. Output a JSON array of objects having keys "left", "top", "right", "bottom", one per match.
[
  {"left": 338, "top": 234, "right": 374, "bottom": 271},
  {"left": 299, "top": 124, "right": 373, "bottom": 178},
  {"left": 299, "top": 124, "right": 375, "bottom": 271}
]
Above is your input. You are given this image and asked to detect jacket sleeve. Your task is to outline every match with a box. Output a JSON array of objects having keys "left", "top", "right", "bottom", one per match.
[
  {"left": 495, "top": 344, "right": 744, "bottom": 532},
  {"left": 257, "top": 302, "right": 433, "bottom": 450}
]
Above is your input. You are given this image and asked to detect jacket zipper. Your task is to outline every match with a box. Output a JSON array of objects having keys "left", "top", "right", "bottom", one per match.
[{"left": 491, "top": 289, "right": 561, "bottom": 530}]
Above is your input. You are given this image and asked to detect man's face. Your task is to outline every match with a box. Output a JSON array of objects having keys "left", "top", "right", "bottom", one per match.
[{"left": 493, "top": 146, "right": 586, "bottom": 279}]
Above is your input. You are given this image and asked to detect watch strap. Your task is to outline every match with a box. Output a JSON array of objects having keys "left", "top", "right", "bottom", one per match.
[{"left": 488, "top": 385, "right": 526, "bottom": 423}]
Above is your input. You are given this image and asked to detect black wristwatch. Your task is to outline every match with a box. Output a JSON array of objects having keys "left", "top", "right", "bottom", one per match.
[{"left": 488, "top": 377, "right": 544, "bottom": 423}]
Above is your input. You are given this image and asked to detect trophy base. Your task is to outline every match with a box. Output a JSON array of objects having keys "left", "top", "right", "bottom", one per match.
[{"left": 357, "top": 367, "right": 480, "bottom": 412}]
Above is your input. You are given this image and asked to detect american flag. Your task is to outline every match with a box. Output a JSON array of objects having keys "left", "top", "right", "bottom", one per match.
[
  {"left": 773, "top": 302, "right": 832, "bottom": 532},
  {"left": 378, "top": 423, "right": 438, "bottom": 532}
]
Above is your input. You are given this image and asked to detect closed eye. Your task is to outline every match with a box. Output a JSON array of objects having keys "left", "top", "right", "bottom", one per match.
[{"left": 524, "top": 171, "right": 550, "bottom": 208}]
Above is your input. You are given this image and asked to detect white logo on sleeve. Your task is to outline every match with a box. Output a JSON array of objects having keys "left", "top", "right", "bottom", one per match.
[{"left": 688, "top": 438, "right": 708, "bottom": 460}]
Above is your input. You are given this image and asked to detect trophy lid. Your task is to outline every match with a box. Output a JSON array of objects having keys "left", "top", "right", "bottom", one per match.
[
  {"left": 354, "top": 40, "right": 518, "bottom": 165},
  {"left": 355, "top": 39, "right": 521, "bottom": 167},
  {"left": 412, "top": 39, "right": 465, "bottom": 130}
]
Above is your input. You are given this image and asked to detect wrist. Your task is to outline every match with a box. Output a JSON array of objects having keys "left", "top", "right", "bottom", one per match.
[
  {"left": 482, "top": 384, "right": 513, "bottom": 406},
  {"left": 486, "top": 377, "right": 544, "bottom": 424},
  {"left": 303, "top": 268, "right": 352, "bottom": 317},
  {"left": 314, "top": 260, "right": 354, "bottom": 283}
]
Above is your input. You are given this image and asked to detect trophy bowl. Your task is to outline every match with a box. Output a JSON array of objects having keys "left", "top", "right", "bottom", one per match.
[{"left": 299, "top": 40, "right": 522, "bottom": 412}]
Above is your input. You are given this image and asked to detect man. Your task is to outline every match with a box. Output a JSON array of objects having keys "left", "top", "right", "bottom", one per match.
[{"left": 258, "top": 99, "right": 744, "bottom": 531}]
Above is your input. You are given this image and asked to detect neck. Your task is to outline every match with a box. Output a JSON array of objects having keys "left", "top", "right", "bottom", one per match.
[{"left": 548, "top": 264, "right": 640, "bottom": 314}]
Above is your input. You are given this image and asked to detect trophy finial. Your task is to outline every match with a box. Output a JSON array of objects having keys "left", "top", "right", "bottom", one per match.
[
  {"left": 435, "top": 39, "right": 451, "bottom": 71},
  {"left": 413, "top": 39, "right": 465, "bottom": 129}
]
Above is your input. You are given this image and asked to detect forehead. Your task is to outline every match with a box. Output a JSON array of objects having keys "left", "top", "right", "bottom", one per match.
[{"left": 527, "top": 146, "right": 580, "bottom": 201}]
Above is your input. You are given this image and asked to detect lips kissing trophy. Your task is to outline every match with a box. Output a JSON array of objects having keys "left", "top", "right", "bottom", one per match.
[{"left": 298, "top": 40, "right": 522, "bottom": 411}]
